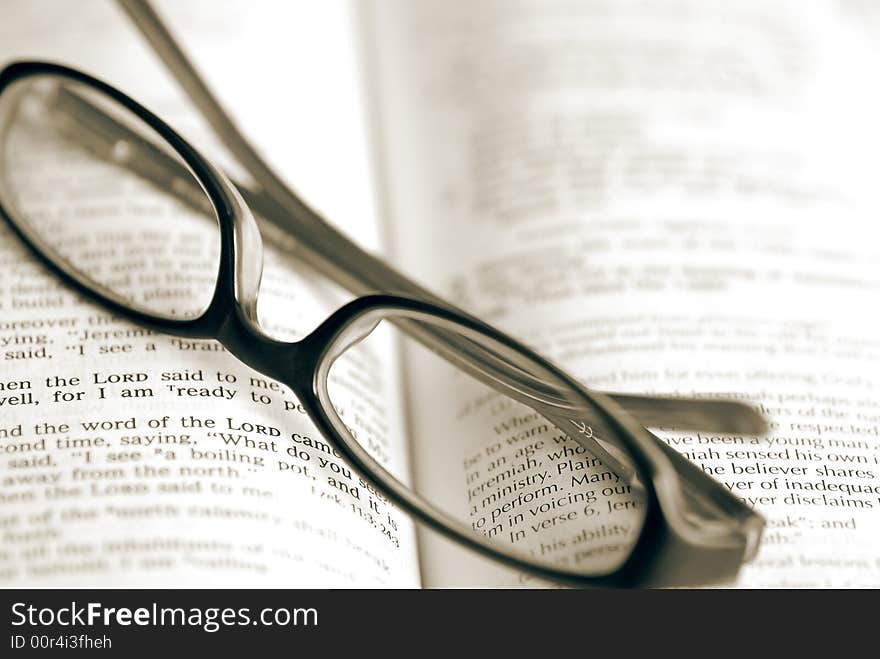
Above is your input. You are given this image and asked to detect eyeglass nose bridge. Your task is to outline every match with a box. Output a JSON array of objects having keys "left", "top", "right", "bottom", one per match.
[{"left": 206, "top": 161, "right": 265, "bottom": 328}]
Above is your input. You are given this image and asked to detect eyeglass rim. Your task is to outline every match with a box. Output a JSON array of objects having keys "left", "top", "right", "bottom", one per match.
[
  {"left": 0, "top": 60, "right": 243, "bottom": 338},
  {"left": 0, "top": 61, "right": 759, "bottom": 587}
]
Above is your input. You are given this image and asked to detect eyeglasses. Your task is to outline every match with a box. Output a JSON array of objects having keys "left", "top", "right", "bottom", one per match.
[{"left": 0, "top": 60, "right": 768, "bottom": 587}]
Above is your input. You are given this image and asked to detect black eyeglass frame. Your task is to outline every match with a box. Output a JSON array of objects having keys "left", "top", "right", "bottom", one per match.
[{"left": 0, "top": 61, "right": 764, "bottom": 587}]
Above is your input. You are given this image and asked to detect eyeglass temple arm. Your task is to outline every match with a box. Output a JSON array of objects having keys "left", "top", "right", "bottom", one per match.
[
  {"left": 111, "top": 0, "right": 765, "bottom": 435},
  {"left": 51, "top": 79, "right": 767, "bottom": 443},
  {"left": 50, "top": 62, "right": 766, "bottom": 440}
]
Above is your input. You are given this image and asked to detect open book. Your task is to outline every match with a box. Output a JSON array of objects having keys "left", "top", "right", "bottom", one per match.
[{"left": 2, "top": 0, "right": 879, "bottom": 588}]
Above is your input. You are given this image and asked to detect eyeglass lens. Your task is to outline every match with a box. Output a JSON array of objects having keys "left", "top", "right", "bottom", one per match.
[
  {"left": 325, "top": 314, "right": 647, "bottom": 577},
  {"left": 0, "top": 73, "right": 220, "bottom": 321}
]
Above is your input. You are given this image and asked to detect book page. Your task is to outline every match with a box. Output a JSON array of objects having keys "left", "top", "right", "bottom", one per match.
[
  {"left": 365, "top": 0, "right": 880, "bottom": 586},
  {"left": 0, "top": 0, "right": 420, "bottom": 587}
]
